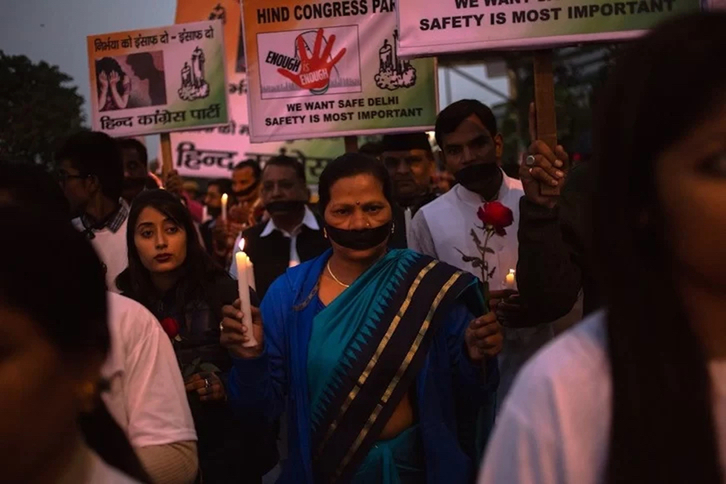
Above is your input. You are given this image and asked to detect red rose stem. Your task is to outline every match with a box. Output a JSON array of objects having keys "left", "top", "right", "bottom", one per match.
[{"left": 533, "top": 50, "right": 560, "bottom": 197}]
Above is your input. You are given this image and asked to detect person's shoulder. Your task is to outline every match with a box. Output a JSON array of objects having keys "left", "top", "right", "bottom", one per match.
[
  {"left": 519, "top": 311, "right": 608, "bottom": 382},
  {"left": 503, "top": 172, "right": 524, "bottom": 193},
  {"left": 107, "top": 292, "right": 161, "bottom": 343},
  {"left": 86, "top": 449, "right": 143, "bottom": 484},
  {"left": 264, "top": 251, "right": 329, "bottom": 304},
  {"left": 108, "top": 292, "right": 155, "bottom": 318},
  {"left": 242, "top": 221, "right": 267, "bottom": 239},
  {"left": 419, "top": 187, "right": 457, "bottom": 215},
  {"left": 505, "top": 311, "right": 610, "bottom": 416}
]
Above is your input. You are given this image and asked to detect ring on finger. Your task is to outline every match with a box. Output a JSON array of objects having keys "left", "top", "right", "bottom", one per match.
[
  {"left": 525, "top": 155, "right": 536, "bottom": 167},
  {"left": 219, "top": 320, "right": 224, "bottom": 332}
]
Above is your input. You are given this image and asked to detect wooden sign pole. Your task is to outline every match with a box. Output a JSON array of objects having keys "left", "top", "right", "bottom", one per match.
[
  {"left": 344, "top": 135, "right": 359, "bottom": 154},
  {"left": 160, "top": 132, "right": 174, "bottom": 182},
  {"left": 532, "top": 50, "right": 560, "bottom": 196}
]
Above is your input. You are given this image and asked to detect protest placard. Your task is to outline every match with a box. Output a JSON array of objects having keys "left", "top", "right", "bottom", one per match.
[
  {"left": 242, "top": 0, "right": 439, "bottom": 143},
  {"left": 87, "top": 20, "right": 229, "bottom": 138},
  {"left": 396, "top": 0, "right": 701, "bottom": 56},
  {"left": 171, "top": 0, "right": 346, "bottom": 179}
]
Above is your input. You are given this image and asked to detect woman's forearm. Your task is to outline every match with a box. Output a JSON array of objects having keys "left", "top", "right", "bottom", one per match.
[{"left": 135, "top": 440, "right": 198, "bottom": 484}]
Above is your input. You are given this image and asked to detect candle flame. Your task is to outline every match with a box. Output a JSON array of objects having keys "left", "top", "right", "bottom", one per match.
[
  {"left": 238, "top": 238, "right": 246, "bottom": 252},
  {"left": 509, "top": 269, "right": 516, "bottom": 274},
  {"left": 221, "top": 193, "right": 228, "bottom": 204}
]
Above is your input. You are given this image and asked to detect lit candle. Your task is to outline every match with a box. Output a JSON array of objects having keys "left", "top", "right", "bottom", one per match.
[
  {"left": 221, "top": 193, "right": 228, "bottom": 224},
  {"left": 505, "top": 269, "right": 516, "bottom": 290},
  {"left": 404, "top": 207, "right": 412, "bottom": 247},
  {"left": 247, "top": 258, "right": 257, "bottom": 292},
  {"left": 235, "top": 239, "right": 257, "bottom": 347}
]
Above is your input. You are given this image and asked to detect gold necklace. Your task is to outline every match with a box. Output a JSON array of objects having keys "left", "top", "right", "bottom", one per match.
[{"left": 326, "top": 260, "right": 350, "bottom": 288}]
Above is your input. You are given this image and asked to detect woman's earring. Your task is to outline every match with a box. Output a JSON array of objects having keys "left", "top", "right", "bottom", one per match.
[
  {"left": 323, "top": 228, "right": 328, "bottom": 239},
  {"left": 391, "top": 223, "right": 395, "bottom": 234}
]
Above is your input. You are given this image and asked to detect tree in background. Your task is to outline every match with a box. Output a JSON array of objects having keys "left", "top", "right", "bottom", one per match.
[{"left": 0, "top": 51, "right": 85, "bottom": 164}]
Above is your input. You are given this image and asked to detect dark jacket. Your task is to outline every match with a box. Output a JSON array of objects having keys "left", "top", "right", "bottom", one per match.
[
  {"left": 121, "top": 273, "right": 277, "bottom": 483},
  {"left": 390, "top": 192, "right": 438, "bottom": 249},
  {"left": 516, "top": 161, "right": 600, "bottom": 321},
  {"left": 241, "top": 212, "right": 329, "bottom": 299}
]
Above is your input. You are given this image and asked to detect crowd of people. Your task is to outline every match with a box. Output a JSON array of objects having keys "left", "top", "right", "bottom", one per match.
[{"left": 1, "top": 12, "right": 726, "bottom": 484}]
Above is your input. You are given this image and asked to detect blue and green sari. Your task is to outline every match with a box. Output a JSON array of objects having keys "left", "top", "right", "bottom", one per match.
[{"left": 306, "top": 249, "right": 483, "bottom": 483}]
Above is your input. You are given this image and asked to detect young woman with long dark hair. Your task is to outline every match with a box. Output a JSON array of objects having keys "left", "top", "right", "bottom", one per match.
[
  {"left": 117, "top": 189, "right": 277, "bottom": 483},
  {"left": 479, "top": 12, "right": 726, "bottom": 484}
]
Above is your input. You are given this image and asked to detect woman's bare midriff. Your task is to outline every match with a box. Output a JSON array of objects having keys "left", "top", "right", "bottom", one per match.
[{"left": 379, "top": 392, "right": 415, "bottom": 440}]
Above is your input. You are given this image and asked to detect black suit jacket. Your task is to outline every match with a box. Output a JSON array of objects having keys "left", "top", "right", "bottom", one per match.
[{"left": 242, "top": 214, "right": 330, "bottom": 299}]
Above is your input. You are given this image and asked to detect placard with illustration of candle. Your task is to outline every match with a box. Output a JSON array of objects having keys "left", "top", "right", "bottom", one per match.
[
  {"left": 221, "top": 193, "right": 228, "bottom": 223},
  {"left": 505, "top": 269, "right": 516, "bottom": 290},
  {"left": 235, "top": 239, "right": 257, "bottom": 347}
]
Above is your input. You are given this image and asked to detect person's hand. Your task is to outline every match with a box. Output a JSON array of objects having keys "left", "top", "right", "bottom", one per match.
[
  {"left": 465, "top": 312, "right": 503, "bottom": 362},
  {"left": 227, "top": 205, "right": 249, "bottom": 238},
  {"left": 164, "top": 169, "right": 184, "bottom": 196},
  {"left": 496, "top": 293, "right": 529, "bottom": 328},
  {"left": 277, "top": 28, "right": 346, "bottom": 91},
  {"left": 521, "top": 103, "right": 570, "bottom": 208},
  {"left": 109, "top": 70, "right": 120, "bottom": 87},
  {"left": 99, "top": 71, "right": 108, "bottom": 88},
  {"left": 220, "top": 299, "right": 264, "bottom": 359},
  {"left": 228, "top": 203, "right": 251, "bottom": 224},
  {"left": 488, "top": 289, "right": 518, "bottom": 313},
  {"left": 185, "top": 372, "right": 225, "bottom": 402}
]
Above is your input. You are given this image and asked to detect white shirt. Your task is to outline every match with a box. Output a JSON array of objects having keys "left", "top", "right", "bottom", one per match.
[
  {"left": 85, "top": 449, "right": 141, "bottom": 483},
  {"left": 478, "top": 311, "right": 726, "bottom": 484},
  {"left": 410, "top": 172, "right": 523, "bottom": 290},
  {"left": 101, "top": 293, "right": 197, "bottom": 448},
  {"left": 72, "top": 217, "right": 128, "bottom": 293},
  {"left": 229, "top": 206, "right": 320, "bottom": 277}
]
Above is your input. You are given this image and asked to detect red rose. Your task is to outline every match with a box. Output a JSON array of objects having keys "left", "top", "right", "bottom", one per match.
[
  {"left": 159, "top": 317, "right": 180, "bottom": 339},
  {"left": 477, "top": 201, "right": 514, "bottom": 236}
]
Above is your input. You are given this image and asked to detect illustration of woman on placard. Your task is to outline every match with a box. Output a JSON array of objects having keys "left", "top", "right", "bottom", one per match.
[{"left": 95, "top": 57, "right": 131, "bottom": 111}]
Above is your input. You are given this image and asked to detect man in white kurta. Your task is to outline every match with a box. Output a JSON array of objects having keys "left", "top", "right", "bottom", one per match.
[{"left": 410, "top": 99, "right": 554, "bottom": 403}]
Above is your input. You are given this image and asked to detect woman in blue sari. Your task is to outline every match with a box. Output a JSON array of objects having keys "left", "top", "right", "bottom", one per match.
[{"left": 222, "top": 153, "right": 503, "bottom": 484}]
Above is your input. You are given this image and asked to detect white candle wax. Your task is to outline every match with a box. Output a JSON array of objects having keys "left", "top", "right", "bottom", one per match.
[
  {"left": 247, "top": 259, "right": 257, "bottom": 292},
  {"left": 221, "top": 193, "right": 228, "bottom": 223},
  {"left": 235, "top": 240, "right": 257, "bottom": 347},
  {"left": 505, "top": 269, "right": 516, "bottom": 290}
]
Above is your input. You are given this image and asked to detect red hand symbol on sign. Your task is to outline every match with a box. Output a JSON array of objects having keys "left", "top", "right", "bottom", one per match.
[{"left": 277, "top": 28, "right": 346, "bottom": 91}]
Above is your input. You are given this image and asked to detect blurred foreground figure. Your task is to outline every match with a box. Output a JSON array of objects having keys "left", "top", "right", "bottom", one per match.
[
  {"left": 480, "top": 13, "right": 726, "bottom": 484},
  {"left": 0, "top": 206, "right": 148, "bottom": 483}
]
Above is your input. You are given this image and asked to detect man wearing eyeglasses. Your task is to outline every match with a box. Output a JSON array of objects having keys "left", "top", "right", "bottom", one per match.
[{"left": 56, "top": 131, "right": 129, "bottom": 293}]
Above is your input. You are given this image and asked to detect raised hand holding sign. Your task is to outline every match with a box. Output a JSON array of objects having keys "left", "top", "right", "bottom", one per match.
[{"left": 277, "top": 28, "right": 346, "bottom": 93}]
